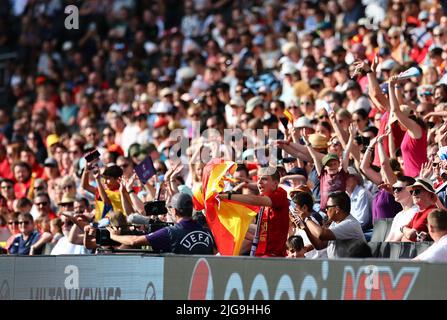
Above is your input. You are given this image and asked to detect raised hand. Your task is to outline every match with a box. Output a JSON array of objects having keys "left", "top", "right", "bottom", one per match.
[
  {"left": 371, "top": 53, "right": 379, "bottom": 73},
  {"left": 420, "top": 161, "right": 433, "bottom": 179},
  {"left": 348, "top": 122, "right": 358, "bottom": 137}
]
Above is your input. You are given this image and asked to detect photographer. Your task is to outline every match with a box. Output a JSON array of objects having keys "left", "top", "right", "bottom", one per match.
[{"left": 107, "top": 193, "right": 215, "bottom": 254}]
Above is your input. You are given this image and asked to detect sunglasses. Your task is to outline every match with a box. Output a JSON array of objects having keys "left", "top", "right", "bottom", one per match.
[
  {"left": 393, "top": 187, "right": 404, "bottom": 193},
  {"left": 410, "top": 189, "right": 424, "bottom": 196},
  {"left": 120, "top": 164, "right": 129, "bottom": 169},
  {"left": 434, "top": 33, "right": 444, "bottom": 37},
  {"left": 8, "top": 221, "right": 19, "bottom": 226},
  {"left": 325, "top": 204, "right": 337, "bottom": 212},
  {"left": 18, "top": 221, "right": 31, "bottom": 225},
  {"left": 319, "top": 115, "right": 329, "bottom": 119},
  {"left": 36, "top": 202, "right": 49, "bottom": 206},
  {"left": 288, "top": 106, "right": 299, "bottom": 110}
]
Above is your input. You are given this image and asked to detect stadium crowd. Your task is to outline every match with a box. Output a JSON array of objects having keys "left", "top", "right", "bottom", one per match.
[{"left": 1, "top": 0, "right": 447, "bottom": 262}]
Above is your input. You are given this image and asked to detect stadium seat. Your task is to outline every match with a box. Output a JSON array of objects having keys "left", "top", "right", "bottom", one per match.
[
  {"left": 334, "top": 239, "right": 372, "bottom": 258},
  {"left": 367, "top": 241, "right": 382, "bottom": 258},
  {"left": 42, "top": 243, "right": 55, "bottom": 255},
  {"left": 379, "top": 241, "right": 391, "bottom": 258},
  {"left": 414, "top": 241, "right": 433, "bottom": 257},
  {"left": 370, "top": 219, "right": 394, "bottom": 242}
]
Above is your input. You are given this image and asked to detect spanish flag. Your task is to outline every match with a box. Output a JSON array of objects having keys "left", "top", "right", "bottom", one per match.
[
  {"left": 283, "top": 109, "right": 294, "bottom": 123},
  {"left": 195, "top": 159, "right": 259, "bottom": 256}
]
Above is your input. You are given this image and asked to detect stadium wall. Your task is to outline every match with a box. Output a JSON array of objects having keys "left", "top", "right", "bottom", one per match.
[{"left": 0, "top": 255, "right": 445, "bottom": 300}]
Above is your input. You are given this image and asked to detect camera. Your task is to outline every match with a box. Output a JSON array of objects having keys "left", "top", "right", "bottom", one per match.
[
  {"left": 95, "top": 228, "right": 146, "bottom": 246},
  {"left": 144, "top": 200, "right": 168, "bottom": 216},
  {"left": 146, "top": 218, "right": 174, "bottom": 234}
]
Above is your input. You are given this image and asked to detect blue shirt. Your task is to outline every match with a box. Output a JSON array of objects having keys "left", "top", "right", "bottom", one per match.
[
  {"left": 145, "top": 218, "right": 214, "bottom": 254},
  {"left": 9, "top": 231, "right": 40, "bottom": 255}
]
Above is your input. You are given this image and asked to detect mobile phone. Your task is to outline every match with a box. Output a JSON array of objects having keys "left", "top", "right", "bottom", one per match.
[{"left": 85, "top": 149, "right": 100, "bottom": 163}]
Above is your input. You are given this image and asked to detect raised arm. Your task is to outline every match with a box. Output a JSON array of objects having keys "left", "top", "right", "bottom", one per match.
[
  {"left": 360, "top": 137, "right": 383, "bottom": 185},
  {"left": 389, "top": 76, "right": 422, "bottom": 139},
  {"left": 81, "top": 167, "right": 97, "bottom": 195},
  {"left": 219, "top": 192, "right": 271, "bottom": 207},
  {"left": 354, "top": 56, "right": 389, "bottom": 112},
  {"left": 93, "top": 171, "right": 111, "bottom": 206},
  {"left": 119, "top": 178, "right": 135, "bottom": 216},
  {"left": 343, "top": 123, "right": 357, "bottom": 172},
  {"left": 377, "top": 132, "right": 397, "bottom": 185},
  {"left": 303, "top": 136, "right": 323, "bottom": 176},
  {"left": 329, "top": 110, "right": 349, "bottom": 147}
]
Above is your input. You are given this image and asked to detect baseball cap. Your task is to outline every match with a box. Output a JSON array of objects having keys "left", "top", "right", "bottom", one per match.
[
  {"left": 312, "top": 38, "right": 325, "bottom": 48},
  {"left": 46, "top": 134, "right": 60, "bottom": 148},
  {"left": 295, "top": 116, "right": 313, "bottom": 129},
  {"left": 310, "top": 77, "right": 323, "bottom": 88},
  {"left": 44, "top": 157, "right": 58, "bottom": 168},
  {"left": 322, "top": 153, "right": 339, "bottom": 167},
  {"left": 102, "top": 164, "right": 123, "bottom": 178},
  {"left": 159, "top": 87, "right": 173, "bottom": 98},
  {"left": 317, "top": 21, "right": 332, "bottom": 31},
  {"left": 150, "top": 101, "right": 173, "bottom": 114},
  {"left": 169, "top": 192, "right": 193, "bottom": 210},
  {"left": 408, "top": 177, "right": 435, "bottom": 194},
  {"left": 345, "top": 80, "right": 361, "bottom": 91},
  {"left": 323, "top": 67, "right": 334, "bottom": 76},
  {"left": 418, "top": 10, "right": 429, "bottom": 21},
  {"left": 287, "top": 167, "right": 308, "bottom": 179},
  {"left": 246, "top": 96, "right": 263, "bottom": 113},
  {"left": 334, "top": 63, "right": 348, "bottom": 72}
]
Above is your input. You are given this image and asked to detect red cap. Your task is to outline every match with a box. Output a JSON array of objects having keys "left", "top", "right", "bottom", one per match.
[
  {"left": 108, "top": 144, "right": 124, "bottom": 156},
  {"left": 153, "top": 118, "right": 170, "bottom": 129}
]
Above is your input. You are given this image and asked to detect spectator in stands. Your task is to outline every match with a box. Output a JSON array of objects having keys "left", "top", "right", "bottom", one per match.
[
  {"left": 286, "top": 235, "right": 306, "bottom": 258},
  {"left": 402, "top": 178, "right": 438, "bottom": 242},
  {"left": 346, "top": 167, "right": 373, "bottom": 233},
  {"left": 8, "top": 213, "right": 40, "bottom": 255},
  {"left": 385, "top": 176, "right": 418, "bottom": 241},
  {"left": 219, "top": 167, "right": 290, "bottom": 257},
  {"left": 297, "top": 191, "right": 366, "bottom": 259},
  {"left": 4, "top": 212, "right": 20, "bottom": 251},
  {"left": 414, "top": 209, "right": 447, "bottom": 262}
]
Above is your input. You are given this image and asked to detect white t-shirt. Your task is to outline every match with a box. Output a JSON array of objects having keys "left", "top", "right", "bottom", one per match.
[
  {"left": 50, "top": 237, "right": 90, "bottom": 255},
  {"left": 414, "top": 234, "right": 447, "bottom": 263},
  {"left": 327, "top": 214, "right": 366, "bottom": 259},
  {"left": 385, "top": 205, "right": 418, "bottom": 242}
]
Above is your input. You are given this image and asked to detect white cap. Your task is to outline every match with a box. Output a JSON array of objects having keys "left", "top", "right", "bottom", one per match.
[{"left": 150, "top": 101, "right": 173, "bottom": 114}]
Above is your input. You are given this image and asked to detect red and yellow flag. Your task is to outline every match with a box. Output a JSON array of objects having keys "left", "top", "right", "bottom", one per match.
[{"left": 194, "top": 159, "right": 259, "bottom": 256}]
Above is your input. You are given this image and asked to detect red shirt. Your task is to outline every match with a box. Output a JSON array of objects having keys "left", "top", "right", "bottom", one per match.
[
  {"left": 0, "top": 158, "right": 13, "bottom": 180},
  {"left": 319, "top": 169, "right": 349, "bottom": 211},
  {"left": 407, "top": 205, "right": 436, "bottom": 237},
  {"left": 255, "top": 187, "right": 290, "bottom": 257}
]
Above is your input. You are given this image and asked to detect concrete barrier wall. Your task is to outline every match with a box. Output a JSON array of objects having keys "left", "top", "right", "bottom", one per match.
[{"left": 0, "top": 255, "right": 445, "bottom": 300}]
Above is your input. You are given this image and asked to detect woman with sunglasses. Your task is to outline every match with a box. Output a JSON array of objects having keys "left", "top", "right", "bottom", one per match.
[
  {"left": 401, "top": 178, "right": 439, "bottom": 242},
  {"left": 385, "top": 176, "right": 418, "bottom": 242},
  {"left": 8, "top": 213, "right": 40, "bottom": 255}
]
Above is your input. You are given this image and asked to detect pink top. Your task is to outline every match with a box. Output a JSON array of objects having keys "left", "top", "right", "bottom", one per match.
[{"left": 400, "top": 128, "right": 427, "bottom": 178}]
